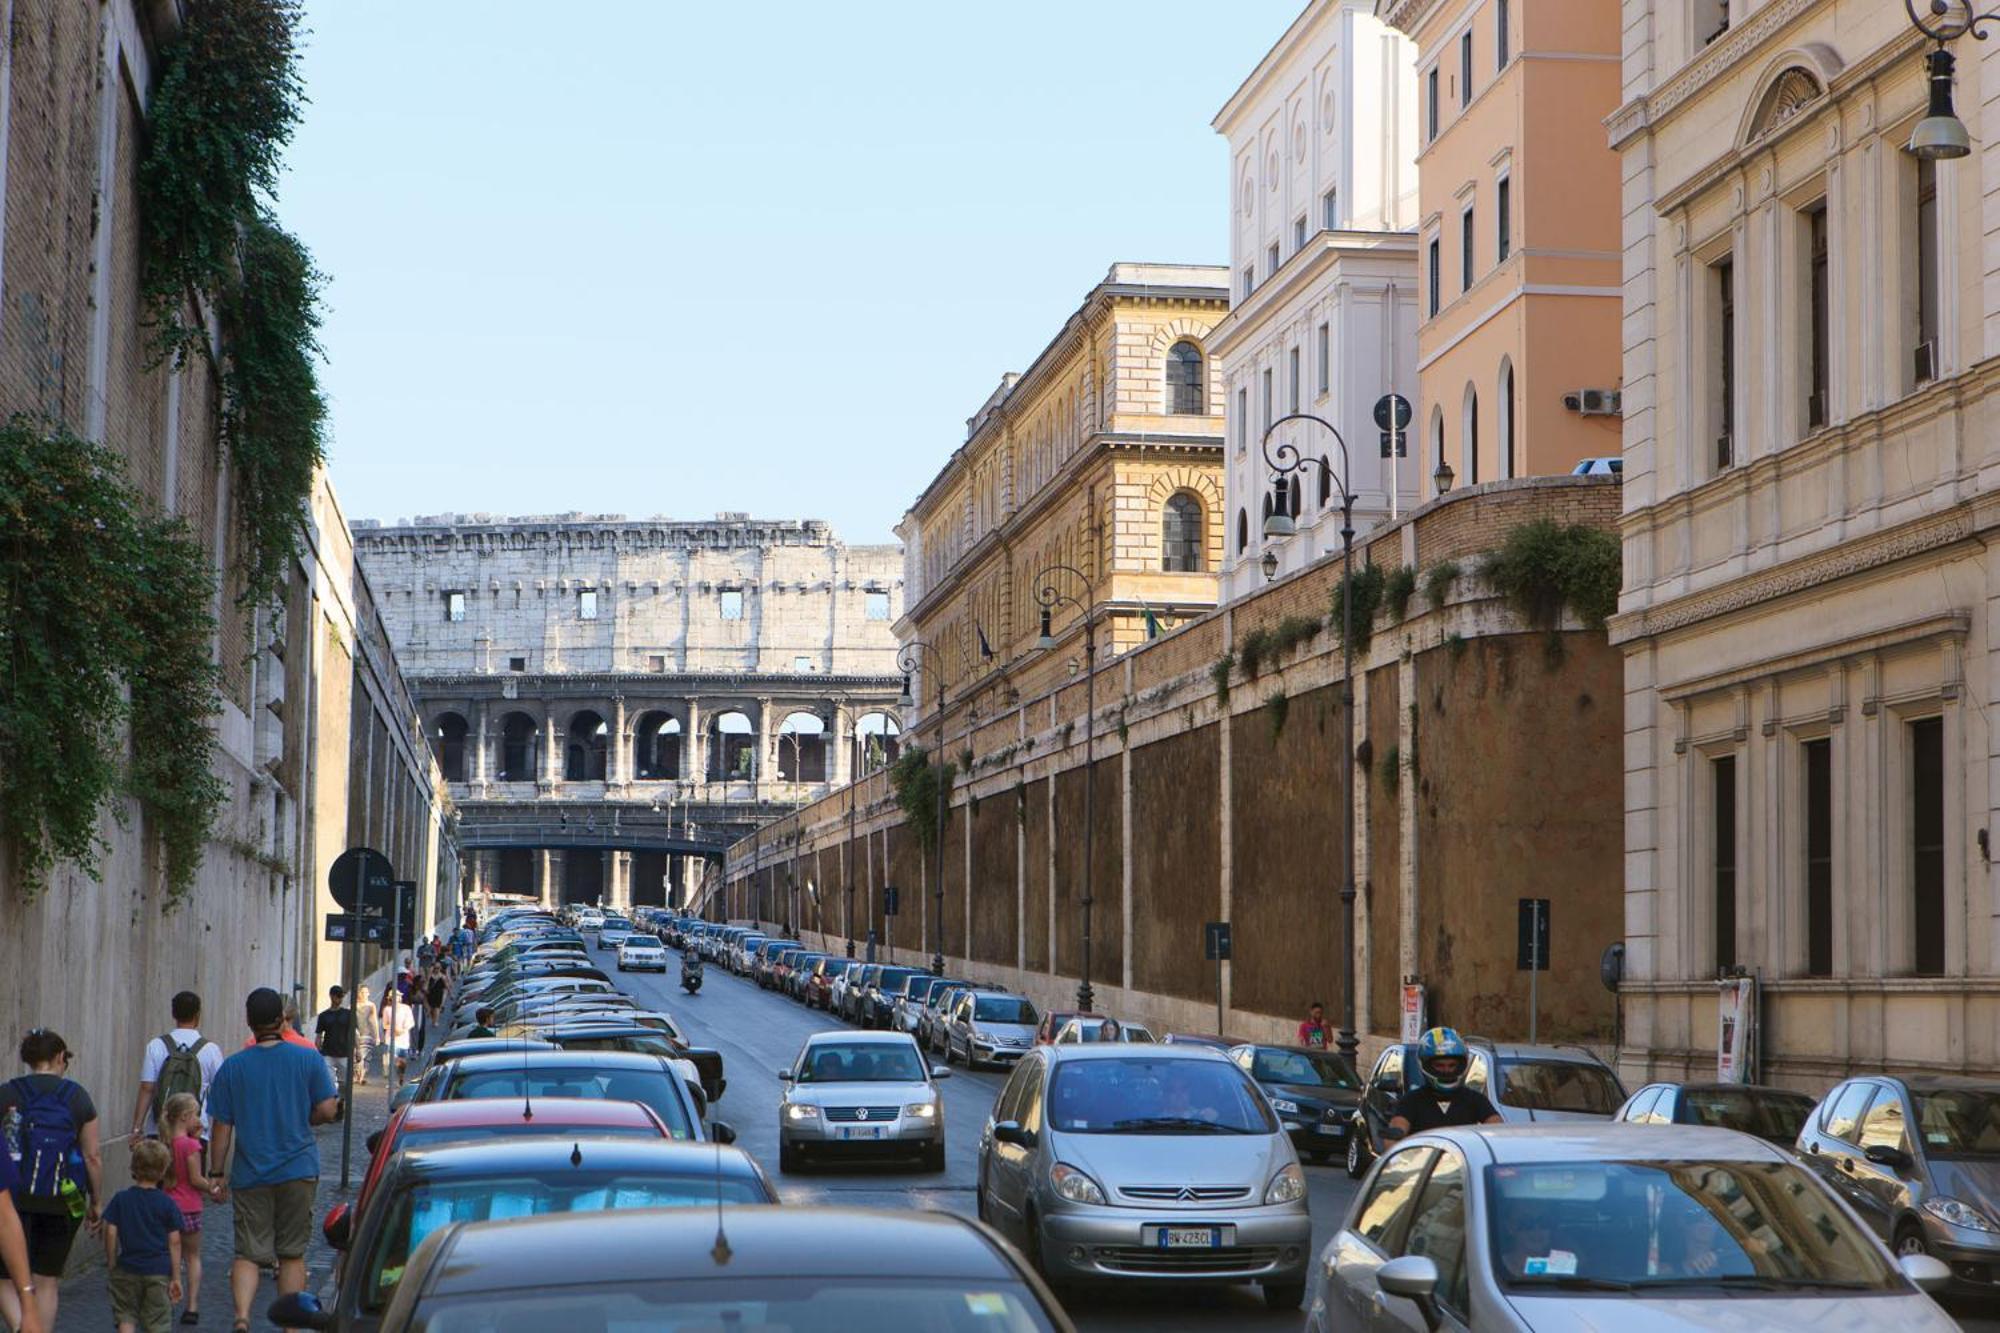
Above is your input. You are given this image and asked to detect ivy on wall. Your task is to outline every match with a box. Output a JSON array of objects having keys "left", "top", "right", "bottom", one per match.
[
  {"left": 889, "top": 746, "right": 956, "bottom": 854},
  {"left": 0, "top": 420, "right": 224, "bottom": 903},
  {"left": 1481, "top": 520, "right": 1621, "bottom": 631}
]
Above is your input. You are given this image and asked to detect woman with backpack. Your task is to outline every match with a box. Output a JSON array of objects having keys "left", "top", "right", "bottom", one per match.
[{"left": 0, "top": 1028, "right": 101, "bottom": 1333}]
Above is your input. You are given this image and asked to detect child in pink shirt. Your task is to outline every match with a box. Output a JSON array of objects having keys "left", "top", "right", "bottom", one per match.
[{"left": 160, "top": 1092, "right": 210, "bottom": 1325}]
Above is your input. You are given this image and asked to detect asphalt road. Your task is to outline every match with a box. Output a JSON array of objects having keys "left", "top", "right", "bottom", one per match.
[{"left": 611, "top": 950, "right": 1362, "bottom": 1332}]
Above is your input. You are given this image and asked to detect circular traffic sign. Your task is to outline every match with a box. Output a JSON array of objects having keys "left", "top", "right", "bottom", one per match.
[
  {"left": 1374, "top": 393, "right": 1412, "bottom": 431},
  {"left": 329, "top": 847, "right": 396, "bottom": 913}
]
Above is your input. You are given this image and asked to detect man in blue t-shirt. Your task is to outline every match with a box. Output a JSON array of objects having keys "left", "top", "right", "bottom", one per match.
[{"left": 206, "top": 988, "right": 337, "bottom": 1331}]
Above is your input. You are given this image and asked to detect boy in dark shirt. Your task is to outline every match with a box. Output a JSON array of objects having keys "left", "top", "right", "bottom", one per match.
[{"left": 101, "top": 1138, "right": 183, "bottom": 1333}]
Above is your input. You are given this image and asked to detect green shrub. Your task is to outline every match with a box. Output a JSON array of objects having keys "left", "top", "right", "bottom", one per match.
[
  {"left": 1481, "top": 520, "right": 1622, "bottom": 630},
  {"left": 1211, "top": 655, "right": 1234, "bottom": 707},
  {"left": 1330, "top": 564, "right": 1386, "bottom": 652},
  {"left": 1382, "top": 565, "right": 1417, "bottom": 621},
  {"left": 1423, "top": 560, "right": 1462, "bottom": 612}
]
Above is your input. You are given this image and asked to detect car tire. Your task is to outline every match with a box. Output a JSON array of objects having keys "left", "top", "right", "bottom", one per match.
[
  {"left": 779, "top": 1141, "right": 802, "bottom": 1174},
  {"left": 1895, "top": 1221, "right": 1930, "bottom": 1258},
  {"left": 975, "top": 1167, "right": 990, "bottom": 1222},
  {"left": 1022, "top": 1205, "right": 1047, "bottom": 1278},
  {"left": 1345, "top": 1129, "right": 1370, "bottom": 1179},
  {"left": 1262, "top": 1281, "right": 1306, "bottom": 1312},
  {"left": 922, "top": 1142, "right": 946, "bottom": 1173}
]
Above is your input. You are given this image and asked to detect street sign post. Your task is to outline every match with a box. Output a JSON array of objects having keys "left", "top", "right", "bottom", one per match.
[
  {"left": 329, "top": 847, "right": 395, "bottom": 1189},
  {"left": 1204, "top": 922, "right": 1232, "bottom": 1037},
  {"left": 1517, "top": 899, "right": 1550, "bottom": 1043},
  {"left": 328, "top": 847, "right": 395, "bottom": 914}
]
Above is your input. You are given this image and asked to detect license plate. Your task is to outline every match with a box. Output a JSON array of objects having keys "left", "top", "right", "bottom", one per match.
[
  {"left": 837, "top": 1125, "right": 885, "bottom": 1140},
  {"left": 1144, "top": 1225, "right": 1228, "bottom": 1249}
]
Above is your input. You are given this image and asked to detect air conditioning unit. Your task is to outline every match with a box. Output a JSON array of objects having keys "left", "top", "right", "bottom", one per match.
[
  {"left": 1915, "top": 340, "right": 1939, "bottom": 385},
  {"left": 1563, "top": 389, "right": 1623, "bottom": 417},
  {"left": 1715, "top": 435, "right": 1734, "bottom": 471}
]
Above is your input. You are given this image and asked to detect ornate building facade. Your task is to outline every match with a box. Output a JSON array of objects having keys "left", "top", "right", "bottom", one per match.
[{"left": 354, "top": 513, "right": 903, "bottom": 908}]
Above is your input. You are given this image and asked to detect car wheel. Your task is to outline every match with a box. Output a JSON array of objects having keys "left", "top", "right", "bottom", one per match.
[
  {"left": 975, "top": 1166, "right": 990, "bottom": 1222},
  {"left": 1895, "top": 1222, "right": 1929, "bottom": 1258},
  {"left": 922, "top": 1142, "right": 946, "bottom": 1173},
  {"left": 1262, "top": 1281, "right": 1306, "bottom": 1312},
  {"left": 1022, "top": 1204, "right": 1048, "bottom": 1278},
  {"left": 1345, "top": 1129, "right": 1370, "bottom": 1179},
  {"left": 944, "top": 1038, "right": 958, "bottom": 1066},
  {"left": 779, "top": 1140, "right": 802, "bottom": 1173}
]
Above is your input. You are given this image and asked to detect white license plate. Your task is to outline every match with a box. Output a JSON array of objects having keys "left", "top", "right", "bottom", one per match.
[
  {"left": 1144, "top": 1225, "right": 1228, "bottom": 1249},
  {"left": 837, "top": 1125, "right": 886, "bottom": 1140}
]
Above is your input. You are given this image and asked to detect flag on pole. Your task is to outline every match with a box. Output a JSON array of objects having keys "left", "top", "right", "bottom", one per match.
[
  {"left": 977, "top": 624, "right": 994, "bottom": 661},
  {"left": 1143, "top": 606, "right": 1161, "bottom": 640}
]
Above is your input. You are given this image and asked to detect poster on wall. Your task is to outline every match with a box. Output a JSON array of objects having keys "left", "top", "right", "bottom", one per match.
[
  {"left": 1717, "top": 975, "right": 1757, "bottom": 1083},
  {"left": 1400, "top": 983, "right": 1426, "bottom": 1044}
]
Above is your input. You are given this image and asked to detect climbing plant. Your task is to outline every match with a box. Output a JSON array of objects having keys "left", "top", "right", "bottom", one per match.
[
  {"left": 0, "top": 419, "right": 224, "bottom": 902},
  {"left": 1481, "top": 520, "right": 1622, "bottom": 631},
  {"left": 1330, "top": 563, "right": 1386, "bottom": 653},
  {"left": 1382, "top": 565, "right": 1417, "bottom": 621},
  {"left": 140, "top": 0, "right": 325, "bottom": 602},
  {"left": 889, "top": 746, "right": 955, "bottom": 853}
]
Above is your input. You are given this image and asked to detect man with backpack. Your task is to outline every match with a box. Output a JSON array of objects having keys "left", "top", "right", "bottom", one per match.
[
  {"left": 127, "top": 993, "right": 224, "bottom": 1147},
  {"left": 0, "top": 1028, "right": 101, "bottom": 1333}
]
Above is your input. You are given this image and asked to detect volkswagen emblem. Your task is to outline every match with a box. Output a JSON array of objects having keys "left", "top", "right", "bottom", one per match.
[{"left": 856, "top": 1107, "right": 870, "bottom": 1121}]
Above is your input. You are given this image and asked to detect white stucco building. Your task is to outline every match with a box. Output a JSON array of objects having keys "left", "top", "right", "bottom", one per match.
[{"left": 1212, "top": 0, "right": 1422, "bottom": 601}]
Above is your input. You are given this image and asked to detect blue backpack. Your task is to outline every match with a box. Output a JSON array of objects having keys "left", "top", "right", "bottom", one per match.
[{"left": 6, "top": 1078, "right": 80, "bottom": 1199}]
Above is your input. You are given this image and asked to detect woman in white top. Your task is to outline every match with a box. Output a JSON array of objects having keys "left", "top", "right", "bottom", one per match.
[
  {"left": 351, "top": 985, "right": 377, "bottom": 1087},
  {"left": 379, "top": 992, "right": 416, "bottom": 1084}
]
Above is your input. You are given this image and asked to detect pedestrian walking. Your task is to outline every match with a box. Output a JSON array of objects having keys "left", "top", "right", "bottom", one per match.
[
  {"left": 158, "top": 1094, "right": 209, "bottom": 1326},
  {"left": 0, "top": 1147, "right": 44, "bottom": 1333},
  {"left": 127, "top": 993, "right": 224, "bottom": 1147},
  {"left": 350, "top": 987, "right": 376, "bottom": 1088},
  {"left": 0, "top": 1028, "right": 102, "bottom": 1333},
  {"left": 379, "top": 991, "right": 415, "bottom": 1084},
  {"left": 424, "top": 967, "right": 446, "bottom": 1037},
  {"left": 205, "top": 987, "right": 338, "bottom": 1333},
  {"left": 1296, "top": 1002, "right": 1330, "bottom": 1050},
  {"left": 101, "top": 1138, "right": 182, "bottom": 1333},
  {"left": 311, "top": 987, "right": 355, "bottom": 1116}
]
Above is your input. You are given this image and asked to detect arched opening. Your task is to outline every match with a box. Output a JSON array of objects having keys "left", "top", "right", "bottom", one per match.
[
  {"left": 562, "top": 851, "right": 604, "bottom": 906},
  {"left": 1431, "top": 406, "right": 1446, "bottom": 486},
  {"left": 497, "top": 712, "right": 539, "bottom": 781},
  {"left": 1166, "top": 341, "right": 1205, "bottom": 414},
  {"left": 496, "top": 848, "right": 534, "bottom": 896},
  {"left": 1162, "top": 492, "right": 1203, "bottom": 572},
  {"left": 1318, "top": 456, "right": 1332, "bottom": 508},
  {"left": 431, "top": 712, "right": 468, "bottom": 783},
  {"left": 1462, "top": 384, "right": 1480, "bottom": 487},
  {"left": 565, "top": 710, "right": 608, "bottom": 782},
  {"left": 708, "top": 711, "right": 755, "bottom": 781},
  {"left": 631, "top": 850, "right": 669, "bottom": 908},
  {"left": 633, "top": 711, "right": 682, "bottom": 780},
  {"left": 854, "top": 712, "right": 902, "bottom": 774},
  {"left": 1287, "top": 473, "right": 1302, "bottom": 519},
  {"left": 1498, "top": 358, "right": 1516, "bottom": 479},
  {"left": 776, "top": 710, "right": 828, "bottom": 783},
  {"left": 1236, "top": 508, "right": 1249, "bottom": 554}
]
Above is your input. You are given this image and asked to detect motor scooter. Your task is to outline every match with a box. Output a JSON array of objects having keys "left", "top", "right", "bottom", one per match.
[{"left": 681, "top": 955, "right": 704, "bottom": 995}]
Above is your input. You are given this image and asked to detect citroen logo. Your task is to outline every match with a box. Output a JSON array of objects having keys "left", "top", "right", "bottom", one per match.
[
  {"left": 856, "top": 1107, "right": 870, "bottom": 1121},
  {"left": 1177, "top": 1186, "right": 1197, "bottom": 1202}
]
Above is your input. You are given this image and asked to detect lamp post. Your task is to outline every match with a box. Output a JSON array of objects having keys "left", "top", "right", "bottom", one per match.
[
  {"left": 897, "top": 639, "right": 968, "bottom": 976},
  {"left": 1260, "top": 412, "right": 1362, "bottom": 1065},
  {"left": 1904, "top": 1, "right": 1999, "bottom": 159},
  {"left": 1033, "top": 564, "right": 1100, "bottom": 1013}
]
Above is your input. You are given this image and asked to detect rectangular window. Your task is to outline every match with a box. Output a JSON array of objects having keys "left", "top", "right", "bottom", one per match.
[
  {"left": 647, "top": 654, "right": 667, "bottom": 673},
  {"left": 719, "top": 589, "right": 744, "bottom": 621},
  {"left": 1497, "top": 177, "right": 1511, "bottom": 261},
  {"left": 1807, "top": 203, "right": 1829, "bottom": 430},
  {"left": 1911, "top": 717, "right": 1945, "bottom": 976},
  {"left": 1317, "top": 323, "right": 1330, "bottom": 395},
  {"left": 1497, "top": 0, "right": 1510, "bottom": 67},
  {"left": 1428, "top": 238, "right": 1441, "bottom": 316},
  {"left": 1294, "top": 215, "right": 1307, "bottom": 251},
  {"left": 1261, "top": 368, "right": 1273, "bottom": 433},
  {"left": 1427, "top": 68, "right": 1439, "bottom": 141},
  {"left": 1715, "top": 256, "right": 1735, "bottom": 470},
  {"left": 1241, "top": 266, "right": 1254, "bottom": 300},
  {"left": 578, "top": 589, "right": 598, "bottom": 620},
  {"left": 1461, "top": 31, "right": 1474, "bottom": 106},
  {"left": 1236, "top": 387, "right": 1248, "bottom": 453},
  {"left": 1267, "top": 241, "right": 1281, "bottom": 277},
  {"left": 508, "top": 656, "right": 527, "bottom": 673},
  {"left": 1461, "top": 206, "right": 1476, "bottom": 290},
  {"left": 1804, "top": 738, "right": 1833, "bottom": 977},
  {"left": 1323, "top": 188, "right": 1337, "bottom": 231},
  {"left": 1288, "top": 347, "right": 1301, "bottom": 413},
  {"left": 1917, "top": 157, "right": 1939, "bottom": 384},
  {"left": 794, "top": 655, "right": 814, "bottom": 672},
  {"left": 1713, "top": 755, "right": 1737, "bottom": 972},
  {"left": 865, "top": 590, "right": 890, "bottom": 620},
  {"left": 445, "top": 590, "right": 466, "bottom": 623}
]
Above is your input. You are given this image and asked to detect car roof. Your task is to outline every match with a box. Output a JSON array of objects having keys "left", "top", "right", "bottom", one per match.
[
  {"left": 444, "top": 1050, "right": 675, "bottom": 1072},
  {"left": 1462, "top": 1037, "right": 1610, "bottom": 1065},
  {"left": 1426, "top": 1123, "right": 1792, "bottom": 1163},
  {"left": 1894, "top": 1074, "right": 2000, "bottom": 1093},
  {"left": 392, "top": 1138, "right": 761, "bottom": 1182},
  {"left": 427, "top": 1206, "right": 1021, "bottom": 1292},
  {"left": 804, "top": 1029, "right": 919, "bottom": 1047},
  {"left": 1655, "top": 1081, "right": 1814, "bottom": 1097},
  {"left": 1045, "top": 1042, "right": 1222, "bottom": 1063},
  {"left": 396, "top": 1098, "right": 663, "bottom": 1131}
]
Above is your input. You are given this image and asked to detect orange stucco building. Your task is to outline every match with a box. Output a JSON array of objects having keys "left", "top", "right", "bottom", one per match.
[{"left": 1381, "top": 0, "right": 1624, "bottom": 492}]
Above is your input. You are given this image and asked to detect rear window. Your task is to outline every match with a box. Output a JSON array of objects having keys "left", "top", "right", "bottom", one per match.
[
  {"left": 444, "top": 1067, "right": 693, "bottom": 1139},
  {"left": 975, "top": 996, "right": 1038, "bottom": 1025},
  {"left": 395, "top": 1123, "right": 660, "bottom": 1154},
  {"left": 1682, "top": 1088, "right": 1813, "bottom": 1142},
  {"left": 1497, "top": 1060, "right": 1623, "bottom": 1115}
]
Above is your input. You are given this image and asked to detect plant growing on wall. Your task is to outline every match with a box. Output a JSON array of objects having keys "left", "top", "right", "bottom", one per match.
[
  {"left": 1211, "top": 654, "right": 1234, "bottom": 707},
  {"left": 0, "top": 419, "right": 225, "bottom": 902},
  {"left": 888, "top": 745, "right": 955, "bottom": 853},
  {"left": 140, "top": 0, "right": 325, "bottom": 602},
  {"left": 1423, "top": 560, "right": 1462, "bottom": 612},
  {"left": 1264, "top": 691, "right": 1290, "bottom": 740},
  {"left": 1331, "top": 563, "right": 1386, "bottom": 653},
  {"left": 1382, "top": 565, "right": 1417, "bottom": 621},
  {"left": 1379, "top": 743, "right": 1400, "bottom": 791},
  {"left": 1480, "top": 520, "right": 1621, "bottom": 631}
]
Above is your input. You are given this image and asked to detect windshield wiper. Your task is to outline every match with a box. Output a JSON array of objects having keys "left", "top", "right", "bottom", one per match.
[
  {"left": 1107, "top": 1116, "right": 1248, "bottom": 1134},
  {"left": 1630, "top": 1275, "right": 1875, "bottom": 1292},
  {"left": 1507, "top": 1275, "right": 1639, "bottom": 1292}
]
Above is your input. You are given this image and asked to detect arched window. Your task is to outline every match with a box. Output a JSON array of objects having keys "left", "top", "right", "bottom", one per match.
[
  {"left": 1318, "top": 456, "right": 1332, "bottom": 508},
  {"left": 1167, "top": 341, "right": 1205, "bottom": 414},
  {"left": 633, "top": 711, "right": 682, "bottom": 780},
  {"left": 1431, "top": 407, "right": 1447, "bottom": 497},
  {"left": 854, "top": 712, "right": 902, "bottom": 774},
  {"left": 708, "top": 711, "right": 755, "bottom": 781},
  {"left": 497, "top": 712, "right": 538, "bottom": 781},
  {"left": 1162, "top": 493, "right": 1203, "bottom": 572},
  {"left": 565, "top": 711, "right": 608, "bottom": 782},
  {"left": 1288, "top": 474, "right": 1302, "bottom": 519},
  {"left": 776, "top": 711, "right": 828, "bottom": 783},
  {"left": 1462, "top": 385, "right": 1480, "bottom": 487},
  {"left": 1236, "top": 508, "right": 1249, "bottom": 554},
  {"left": 430, "top": 713, "right": 468, "bottom": 783},
  {"left": 1498, "top": 358, "right": 1516, "bottom": 479}
]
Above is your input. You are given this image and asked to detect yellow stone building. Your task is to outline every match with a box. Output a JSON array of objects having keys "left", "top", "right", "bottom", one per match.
[{"left": 895, "top": 264, "right": 1231, "bottom": 738}]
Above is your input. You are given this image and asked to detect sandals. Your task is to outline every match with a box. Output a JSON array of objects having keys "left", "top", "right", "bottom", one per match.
[{"left": 180, "top": 1311, "right": 200, "bottom": 1325}]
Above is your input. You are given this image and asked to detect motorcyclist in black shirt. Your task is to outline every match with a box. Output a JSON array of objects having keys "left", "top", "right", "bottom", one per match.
[{"left": 1385, "top": 1026, "right": 1502, "bottom": 1140}]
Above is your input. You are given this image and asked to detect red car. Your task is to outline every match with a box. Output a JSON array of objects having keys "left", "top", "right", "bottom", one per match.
[{"left": 1034, "top": 1010, "right": 1103, "bottom": 1045}]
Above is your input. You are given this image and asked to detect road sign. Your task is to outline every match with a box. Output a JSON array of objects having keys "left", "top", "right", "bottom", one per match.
[
  {"left": 1517, "top": 899, "right": 1550, "bottom": 971},
  {"left": 1400, "top": 983, "right": 1426, "bottom": 1043},
  {"left": 325, "top": 913, "right": 390, "bottom": 945},
  {"left": 329, "top": 848, "right": 396, "bottom": 913},
  {"left": 1204, "top": 921, "right": 1232, "bottom": 962},
  {"left": 1373, "top": 393, "right": 1412, "bottom": 432},
  {"left": 883, "top": 885, "right": 901, "bottom": 917}
]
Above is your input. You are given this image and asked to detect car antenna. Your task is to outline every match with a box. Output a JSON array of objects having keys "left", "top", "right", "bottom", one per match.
[
  {"left": 708, "top": 1127, "right": 732, "bottom": 1266},
  {"left": 570, "top": 1141, "right": 582, "bottom": 1168}
]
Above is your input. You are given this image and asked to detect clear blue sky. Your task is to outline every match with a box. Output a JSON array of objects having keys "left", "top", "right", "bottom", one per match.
[{"left": 279, "top": 1, "right": 1302, "bottom": 543}]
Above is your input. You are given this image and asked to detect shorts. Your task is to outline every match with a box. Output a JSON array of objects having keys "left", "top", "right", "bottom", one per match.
[
  {"left": 230, "top": 1177, "right": 316, "bottom": 1264},
  {"left": 108, "top": 1270, "right": 172, "bottom": 1331},
  {"left": 20, "top": 1207, "right": 81, "bottom": 1277},
  {"left": 178, "top": 1206, "right": 203, "bottom": 1235}
]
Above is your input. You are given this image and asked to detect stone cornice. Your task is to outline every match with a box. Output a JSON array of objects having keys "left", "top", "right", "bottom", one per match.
[
  {"left": 408, "top": 671, "right": 900, "bottom": 697},
  {"left": 1608, "top": 0, "right": 1821, "bottom": 151},
  {"left": 352, "top": 518, "right": 893, "bottom": 558}
]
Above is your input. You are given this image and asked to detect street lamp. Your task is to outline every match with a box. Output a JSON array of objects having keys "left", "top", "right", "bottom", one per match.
[
  {"left": 1260, "top": 411, "right": 1363, "bottom": 1065},
  {"left": 897, "top": 638, "right": 969, "bottom": 976},
  {"left": 1432, "top": 457, "right": 1455, "bottom": 497},
  {"left": 1904, "top": 2, "right": 1996, "bottom": 160},
  {"left": 1033, "top": 564, "right": 1101, "bottom": 1013}
]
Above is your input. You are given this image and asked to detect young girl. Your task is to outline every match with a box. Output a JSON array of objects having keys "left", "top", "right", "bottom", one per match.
[{"left": 160, "top": 1092, "right": 208, "bottom": 1326}]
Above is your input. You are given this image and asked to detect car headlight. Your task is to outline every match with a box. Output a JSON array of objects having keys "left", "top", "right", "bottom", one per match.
[
  {"left": 1050, "top": 1163, "right": 1106, "bottom": 1205},
  {"left": 784, "top": 1103, "right": 819, "bottom": 1122},
  {"left": 1264, "top": 1163, "right": 1307, "bottom": 1205},
  {"left": 1924, "top": 1195, "right": 2000, "bottom": 1233},
  {"left": 904, "top": 1102, "right": 938, "bottom": 1119},
  {"left": 1271, "top": 1098, "right": 1301, "bottom": 1116}
]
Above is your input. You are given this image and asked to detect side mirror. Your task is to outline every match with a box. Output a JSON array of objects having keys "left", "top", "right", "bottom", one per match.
[
  {"left": 267, "top": 1291, "right": 336, "bottom": 1330},
  {"left": 992, "top": 1120, "right": 1035, "bottom": 1148},
  {"left": 365, "top": 1129, "right": 385, "bottom": 1157},
  {"left": 321, "top": 1203, "right": 351, "bottom": 1250},
  {"left": 709, "top": 1121, "right": 737, "bottom": 1145},
  {"left": 777, "top": 1069, "right": 793, "bottom": 1081},
  {"left": 1863, "top": 1143, "right": 1914, "bottom": 1173},
  {"left": 1377, "top": 1254, "right": 1442, "bottom": 1331},
  {"left": 931, "top": 1066, "right": 951, "bottom": 1080},
  {"left": 1899, "top": 1252, "right": 1951, "bottom": 1293}
]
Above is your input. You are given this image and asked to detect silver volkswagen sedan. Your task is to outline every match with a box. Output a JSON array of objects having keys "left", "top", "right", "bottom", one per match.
[
  {"left": 1309, "top": 1122, "right": 1954, "bottom": 1332},
  {"left": 976, "top": 1043, "right": 1312, "bottom": 1310},
  {"left": 778, "top": 1031, "right": 949, "bottom": 1173}
]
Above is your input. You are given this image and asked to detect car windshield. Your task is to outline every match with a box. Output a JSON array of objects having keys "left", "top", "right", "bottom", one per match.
[
  {"left": 1487, "top": 1159, "right": 1902, "bottom": 1293},
  {"left": 1498, "top": 1060, "right": 1624, "bottom": 1114},
  {"left": 797, "top": 1042, "right": 926, "bottom": 1084},
  {"left": 1915, "top": 1089, "right": 2000, "bottom": 1155},
  {"left": 444, "top": 1068, "right": 693, "bottom": 1139},
  {"left": 876, "top": 968, "right": 917, "bottom": 989},
  {"left": 1681, "top": 1088, "right": 1814, "bottom": 1143},
  {"left": 394, "top": 1124, "right": 660, "bottom": 1155},
  {"left": 1251, "top": 1049, "right": 1358, "bottom": 1090},
  {"left": 412, "top": 1276, "right": 1057, "bottom": 1331},
  {"left": 362, "top": 1173, "right": 769, "bottom": 1311},
  {"left": 1047, "top": 1058, "right": 1276, "bottom": 1135},
  {"left": 975, "top": 997, "right": 1038, "bottom": 1025}
]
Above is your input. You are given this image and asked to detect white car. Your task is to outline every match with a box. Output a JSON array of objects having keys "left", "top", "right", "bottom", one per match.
[
  {"left": 616, "top": 937, "right": 668, "bottom": 972},
  {"left": 778, "top": 1031, "right": 948, "bottom": 1173}
]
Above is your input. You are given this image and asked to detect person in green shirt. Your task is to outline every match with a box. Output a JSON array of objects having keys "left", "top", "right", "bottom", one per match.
[{"left": 466, "top": 1007, "right": 498, "bottom": 1040}]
